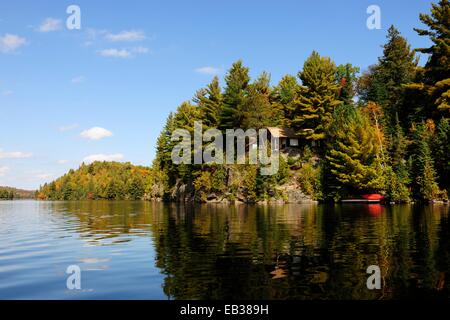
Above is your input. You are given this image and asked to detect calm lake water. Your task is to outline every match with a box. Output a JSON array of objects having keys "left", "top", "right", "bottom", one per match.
[{"left": 0, "top": 200, "right": 449, "bottom": 300}]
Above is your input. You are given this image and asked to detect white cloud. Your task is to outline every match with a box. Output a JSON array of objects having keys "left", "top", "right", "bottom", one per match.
[
  {"left": 59, "top": 124, "right": 78, "bottom": 132},
  {"left": 97, "top": 48, "right": 131, "bottom": 58},
  {"left": 1, "top": 90, "right": 13, "bottom": 96},
  {"left": 0, "top": 166, "right": 9, "bottom": 177},
  {"left": 83, "top": 153, "right": 124, "bottom": 164},
  {"left": 57, "top": 160, "right": 69, "bottom": 165},
  {"left": 80, "top": 127, "right": 113, "bottom": 140},
  {"left": 0, "top": 33, "right": 27, "bottom": 53},
  {"left": 71, "top": 75, "right": 85, "bottom": 84},
  {"left": 38, "top": 18, "right": 62, "bottom": 32},
  {"left": 195, "top": 66, "right": 221, "bottom": 75},
  {"left": 105, "top": 30, "right": 145, "bottom": 42},
  {"left": 0, "top": 149, "right": 32, "bottom": 159}
]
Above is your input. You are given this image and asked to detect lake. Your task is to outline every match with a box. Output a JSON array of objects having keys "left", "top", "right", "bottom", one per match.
[{"left": 0, "top": 200, "right": 449, "bottom": 300}]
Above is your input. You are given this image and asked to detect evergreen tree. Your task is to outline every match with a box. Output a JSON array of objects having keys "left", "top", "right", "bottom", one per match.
[
  {"left": 194, "top": 76, "right": 223, "bottom": 128},
  {"left": 325, "top": 105, "right": 385, "bottom": 198},
  {"left": 389, "top": 114, "right": 410, "bottom": 173},
  {"left": 270, "top": 75, "right": 300, "bottom": 127},
  {"left": 336, "top": 63, "right": 360, "bottom": 105},
  {"left": 220, "top": 60, "right": 250, "bottom": 129},
  {"left": 434, "top": 118, "right": 450, "bottom": 192},
  {"left": 292, "top": 51, "right": 341, "bottom": 142},
  {"left": 386, "top": 114, "right": 411, "bottom": 202},
  {"left": 173, "top": 101, "right": 201, "bottom": 132},
  {"left": 359, "top": 26, "right": 418, "bottom": 131},
  {"left": 413, "top": 0, "right": 450, "bottom": 117},
  {"left": 128, "top": 177, "right": 145, "bottom": 200},
  {"left": 155, "top": 113, "right": 176, "bottom": 172},
  {"left": 240, "top": 72, "right": 274, "bottom": 129},
  {"left": 409, "top": 122, "right": 440, "bottom": 201}
]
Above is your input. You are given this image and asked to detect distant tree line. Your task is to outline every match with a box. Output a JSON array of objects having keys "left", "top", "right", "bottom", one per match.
[
  {"left": 0, "top": 186, "right": 35, "bottom": 199},
  {"left": 0, "top": 188, "right": 15, "bottom": 200},
  {"left": 37, "top": 162, "right": 151, "bottom": 200}
]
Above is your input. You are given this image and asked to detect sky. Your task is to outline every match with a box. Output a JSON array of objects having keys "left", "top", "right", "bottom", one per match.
[{"left": 0, "top": 0, "right": 435, "bottom": 190}]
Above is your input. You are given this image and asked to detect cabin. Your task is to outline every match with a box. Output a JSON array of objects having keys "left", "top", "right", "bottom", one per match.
[{"left": 267, "top": 127, "right": 301, "bottom": 151}]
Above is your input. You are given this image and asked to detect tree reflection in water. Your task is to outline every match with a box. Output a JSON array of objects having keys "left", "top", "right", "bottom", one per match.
[{"left": 51, "top": 201, "right": 450, "bottom": 300}]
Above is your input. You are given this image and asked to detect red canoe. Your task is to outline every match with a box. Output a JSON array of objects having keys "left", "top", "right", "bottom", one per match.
[{"left": 361, "top": 194, "right": 385, "bottom": 201}]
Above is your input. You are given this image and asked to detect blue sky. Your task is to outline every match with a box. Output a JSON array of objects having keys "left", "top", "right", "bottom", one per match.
[{"left": 0, "top": 0, "right": 434, "bottom": 189}]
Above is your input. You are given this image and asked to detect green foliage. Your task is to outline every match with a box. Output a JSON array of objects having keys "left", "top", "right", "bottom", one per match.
[
  {"left": 298, "top": 161, "right": 322, "bottom": 200},
  {"left": 409, "top": 122, "right": 440, "bottom": 201},
  {"left": 243, "top": 165, "right": 257, "bottom": 202},
  {"left": 150, "top": 1, "right": 449, "bottom": 204},
  {"left": 336, "top": 63, "right": 360, "bottom": 105},
  {"left": 359, "top": 26, "right": 418, "bottom": 131},
  {"left": 256, "top": 156, "right": 289, "bottom": 200},
  {"left": 239, "top": 72, "right": 274, "bottom": 130},
  {"left": 292, "top": 51, "right": 342, "bottom": 142},
  {"left": 193, "top": 165, "right": 227, "bottom": 202},
  {"left": 220, "top": 60, "right": 250, "bottom": 129},
  {"left": 38, "top": 162, "right": 151, "bottom": 200},
  {"left": 194, "top": 77, "right": 223, "bottom": 128},
  {"left": 413, "top": 0, "right": 450, "bottom": 117},
  {"left": 0, "top": 188, "right": 14, "bottom": 200},
  {"left": 193, "top": 171, "right": 212, "bottom": 202},
  {"left": 325, "top": 105, "right": 385, "bottom": 197},
  {"left": 270, "top": 75, "right": 300, "bottom": 127},
  {"left": 434, "top": 118, "right": 450, "bottom": 192},
  {"left": 384, "top": 166, "right": 410, "bottom": 202}
]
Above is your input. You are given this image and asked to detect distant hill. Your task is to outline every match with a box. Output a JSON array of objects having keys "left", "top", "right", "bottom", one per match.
[
  {"left": 0, "top": 186, "right": 36, "bottom": 199},
  {"left": 37, "top": 161, "right": 152, "bottom": 200}
]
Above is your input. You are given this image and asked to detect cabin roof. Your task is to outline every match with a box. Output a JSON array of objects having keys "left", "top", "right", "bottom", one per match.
[{"left": 267, "top": 127, "right": 300, "bottom": 138}]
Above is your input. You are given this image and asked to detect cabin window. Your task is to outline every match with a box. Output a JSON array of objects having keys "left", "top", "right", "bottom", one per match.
[
  {"left": 273, "top": 139, "right": 279, "bottom": 151},
  {"left": 289, "top": 138, "right": 299, "bottom": 146}
]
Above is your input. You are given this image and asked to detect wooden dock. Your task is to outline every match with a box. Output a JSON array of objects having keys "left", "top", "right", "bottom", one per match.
[{"left": 341, "top": 199, "right": 382, "bottom": 203}]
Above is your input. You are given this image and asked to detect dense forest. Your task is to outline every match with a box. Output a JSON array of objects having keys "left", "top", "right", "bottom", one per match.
[
  {"left": 38, "top": 0, "right": 449, "bottom": 204},
  {"left": 149, "top": 0, "right": 450, "bottom": 203},
  {"left": 37, "top": 162, "right": 151, "bottom": 200},
  {"left": 0, "top": 186, "right": 35, "bottom": 200}
]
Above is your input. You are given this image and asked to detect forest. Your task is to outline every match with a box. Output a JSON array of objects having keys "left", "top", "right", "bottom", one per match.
[
  {"left": 149, "top": 0, "right": 449, "bottom": 203},
  {"left": 37, "top": 162, "right": 151, "bottom": 200},
  {"left": 0, "top": 188, "right": 15, "bottom": 200},
  {"left": 0, "top": 186, "right": 35, "bottom": 200},
  {"left": 39, "top": 0, "right": 449, "bottom": 203}
]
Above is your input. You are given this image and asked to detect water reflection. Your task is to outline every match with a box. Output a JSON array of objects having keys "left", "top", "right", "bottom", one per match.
[
  {"left": 150, "top": 203, "right": 450, "bottom": 299},
  {"left": 2, "top": 201, "right": 449, "bottom": 299}
]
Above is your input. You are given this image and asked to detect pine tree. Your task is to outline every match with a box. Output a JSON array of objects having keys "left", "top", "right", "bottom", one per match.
[
  {"left": 128, "top": 177, "right": 145, "bottom": 200},
  {"left": 194, "top": 76, "right": 223, "bottom": 129},
  {"left": 220, "top": 60, "right": 250, "bottom": 129},
  {"left": 292, "top": 51, "right": 341, "bottom": 142},
  {"left": 239, "top": 72, "right": 274, "bottom": 129},
  {"left": 336, "top": 63, "right": 360, "bottom": 105},
  {"left": 409, "top": 122, "right": 440, "bottom": 201},
  {"left": 389, "top": 114, "right": 410, "bottom": 173},
  {"left": 325, "top": 105, "right": 385, "bottom": 198},
  {"left": 434, "top": 118, "right": 450, "bottom": 192},
  {"left": 359, "top": 26, "right": 418, "bottom": 131},
  {"left": 155, "top": 113, "right": 176, "bottom": 171},
  {"left": 413, "top": 0, "right": 450, "bottom": 117},
  {"left": 173, "top": 101, "right": 200, "bottom": 132},
  {"left": 270, "top": 75, "right": 300, "bottom": 127}
]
